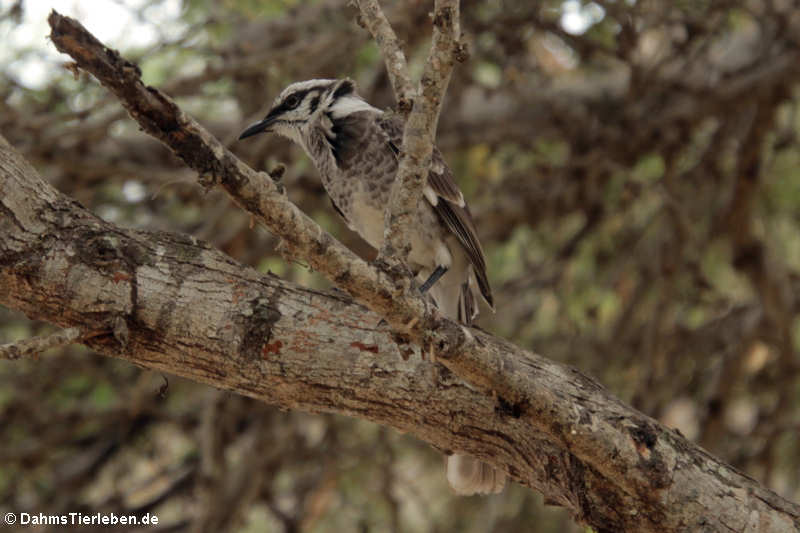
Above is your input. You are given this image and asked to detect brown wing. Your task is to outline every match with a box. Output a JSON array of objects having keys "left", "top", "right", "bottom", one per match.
[{"left": 378, "top": 114, "right": 493, "bottom": 309}]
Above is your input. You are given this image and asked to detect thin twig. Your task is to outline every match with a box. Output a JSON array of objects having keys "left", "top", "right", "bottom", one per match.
[
  {"left": 0, "top": 327, "right": 84, "bottom": 360},
  {"left": 354, "top": 0, "right": 415, "bottom": 112}
]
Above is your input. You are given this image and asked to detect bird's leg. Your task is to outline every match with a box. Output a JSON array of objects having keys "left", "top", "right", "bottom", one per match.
[
  {"left": 419, "top": 265, "right": 448, "bottom": 295},
  {"left": 374, "top": 266, "right": 447, "bottom": 329}
]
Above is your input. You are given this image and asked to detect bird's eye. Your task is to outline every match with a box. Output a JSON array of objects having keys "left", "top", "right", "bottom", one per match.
[{"left": 285, "top": 94, "right": 301, "bottom": 109}]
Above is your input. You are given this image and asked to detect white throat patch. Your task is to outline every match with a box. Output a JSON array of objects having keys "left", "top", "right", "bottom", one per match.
[{"left": 329, "top": 96, "right": 381, "bottom": 118}]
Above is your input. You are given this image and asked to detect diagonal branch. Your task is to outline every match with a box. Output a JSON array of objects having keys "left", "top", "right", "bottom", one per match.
[
  {"left": 31, "top": 10, "right": 800, "bottom": 532},
  {"left": 46, "top": 10, "right": 428, "bottom": 338},
  {"left": 4, "top": 130, "right": 800, "bottom": 532},
  {"left": 4, "top": 127, "right": 800, "bottom": 531},
  {"left": 354, "top": 0, "right": 415, "bottom": 112}
]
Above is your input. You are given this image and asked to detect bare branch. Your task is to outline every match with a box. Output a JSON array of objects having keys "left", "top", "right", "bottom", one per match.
[
  {"left": 354, "top": 0, "right": 415, "bottom": 112},
  {"left": 0, "top": 326, "right": 85, "bottom": 360},
  {"left": 46, "top": 10, "right": 429, "bottom": 337},
  {"left": 378, "top": 0, "right": 463, "bottom": 266},
  {"left": 3, "top": 132, "right": 800, "bottom": 532}
]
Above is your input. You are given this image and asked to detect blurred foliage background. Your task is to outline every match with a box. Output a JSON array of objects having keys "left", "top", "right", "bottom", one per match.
[{"left": 3, "top": 0, "right": 800, "bottom": 531}]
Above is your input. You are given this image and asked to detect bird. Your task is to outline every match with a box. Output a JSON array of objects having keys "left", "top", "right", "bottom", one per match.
[{"left": 239, "top": 78, "right": 506, "bottom": 495}]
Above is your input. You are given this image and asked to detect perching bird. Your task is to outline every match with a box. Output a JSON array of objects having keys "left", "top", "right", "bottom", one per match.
[{"left": 239, "top": 78, "right": 506, "bottom": 495}]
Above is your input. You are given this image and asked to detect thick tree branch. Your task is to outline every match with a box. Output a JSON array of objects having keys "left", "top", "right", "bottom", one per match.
[
  {"left": 3, "top": 134, "right": 799, "bottom": 532},
  {"left": 9, "top": 10, "right": 792, "bottom": 532}
]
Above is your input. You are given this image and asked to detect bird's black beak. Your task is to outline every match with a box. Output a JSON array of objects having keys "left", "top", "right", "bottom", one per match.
[{"left": 238, "top": 116, "right": 276, "bottom": 140}]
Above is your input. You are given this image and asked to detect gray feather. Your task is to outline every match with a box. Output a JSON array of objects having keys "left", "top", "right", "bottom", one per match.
[{"left": 240, "top": 79, "right": 505, "bottom": 496}]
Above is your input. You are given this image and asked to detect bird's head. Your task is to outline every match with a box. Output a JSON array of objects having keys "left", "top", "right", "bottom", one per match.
[{"left": 238, "top": 78, "right": 374, "bottom": 145}]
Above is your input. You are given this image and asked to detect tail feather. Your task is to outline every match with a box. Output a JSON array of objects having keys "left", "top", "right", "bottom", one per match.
[
  {"left": 457, "top": 281, "right": 477, "bottom": 325},
  {"left": 423, "top": 259, "right": 507, "bottom": 496},
  {"left": 446, "top": 454, "right": 507, "bottom": 495}
]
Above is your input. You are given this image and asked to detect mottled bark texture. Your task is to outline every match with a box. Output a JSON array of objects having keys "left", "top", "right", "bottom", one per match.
[
  {"left": 3, "top": 127, "right": 799, "bottom": 533},
  {"left": 0, "top": 10, "right": 796, "bottom": 533}
]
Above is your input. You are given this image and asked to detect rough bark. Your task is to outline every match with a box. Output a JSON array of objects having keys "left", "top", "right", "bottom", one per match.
[
  {"left": 0, "top": 10, "right": 797, "bottom": 533},
  {"left": 2, "top": 128, "right": 798, "bottom": 532}
]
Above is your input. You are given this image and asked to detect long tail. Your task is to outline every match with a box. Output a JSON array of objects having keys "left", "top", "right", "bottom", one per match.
[
  {"left": 427, "top": 265, "right": 507, "bottom": 495},
  {"left": 446, "top": 454, "right": 506, "bottom": 495}
]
